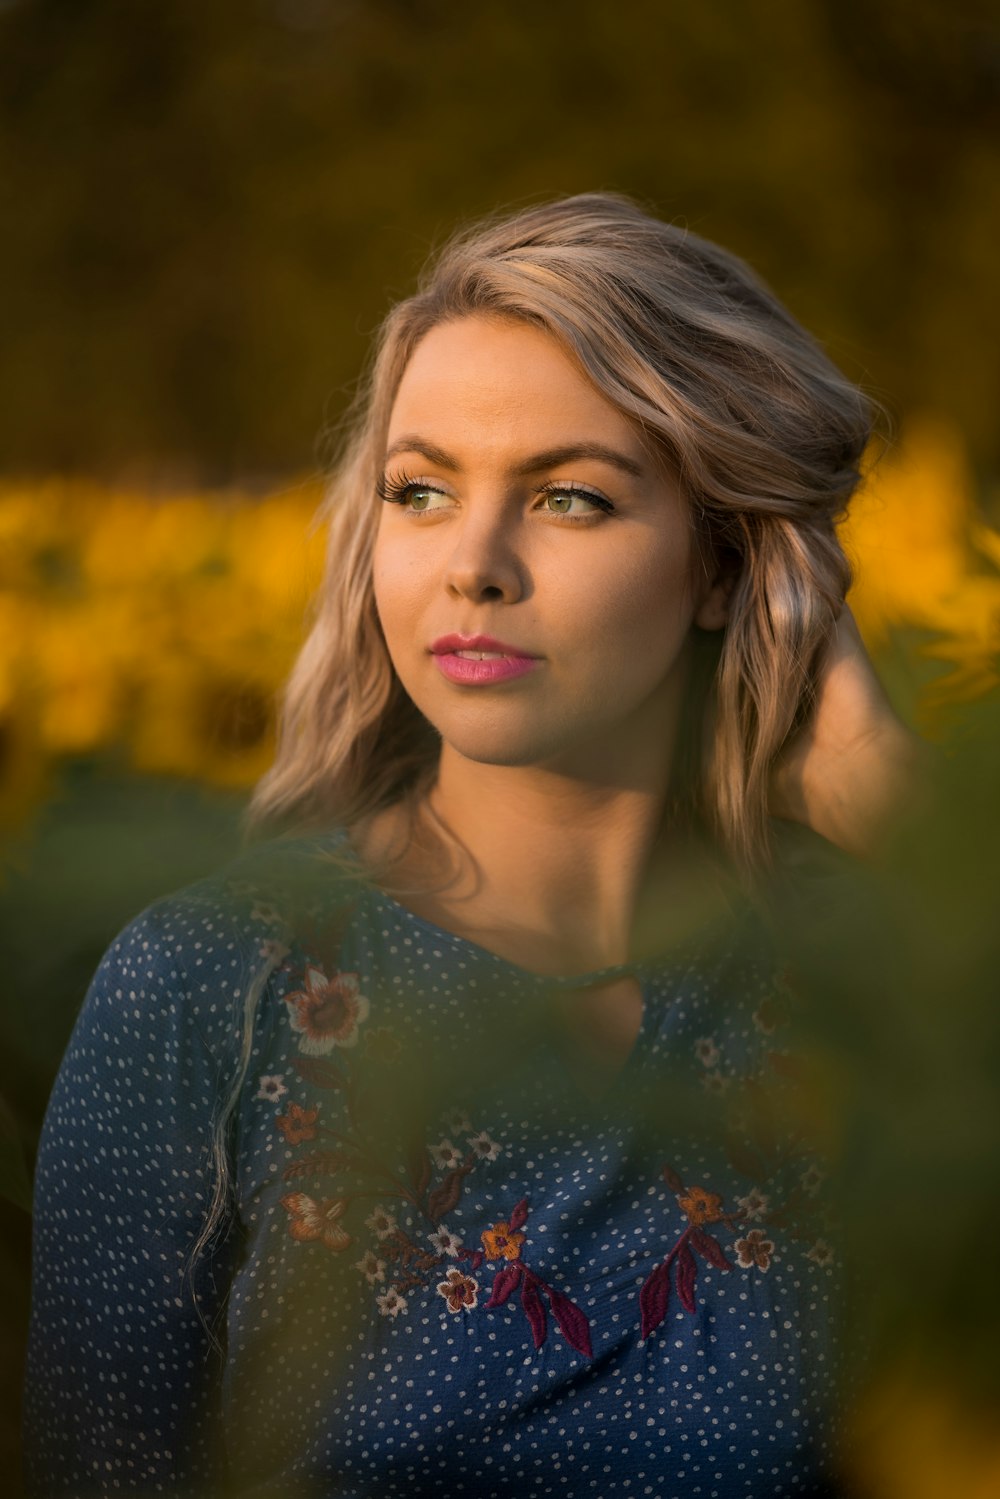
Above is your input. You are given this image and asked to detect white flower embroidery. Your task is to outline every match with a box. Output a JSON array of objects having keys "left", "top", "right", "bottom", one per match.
[
  {"left": 376, "top": 1288, "right": 407, "bottom": 1318},
  {"left": 365, "top": 1206, "right": 398, "bottom": 1239},
  {"left": 442, "top": 1108, "right": 472, "bottom": 1136},
  {"left": 701, "top": 1070, "right": 730, "bottom": 1095},
  {"left": 429, "top": 1138, "right": 464, "bottom": 1170},
  {"left": 428, "top": 1226, "right": 463, "bottom": 1258},
  {"left": 467, "top": 1130, "right": 501, "bottom": 1162},
  {"left": 255, "top": 1074, "right": 287, "bottom": 1103},
  {"left": 800, "top": 1163, "right": 825, "bottom": 1197},
  {"left": 354, "top": 1249, "right": 387, "bottom": 1284},
  {"left": 735, "top": 1188, "right": 769, "bottom": 1222},
  {"left": 806, "top": 1239, "right": 835, "bottom": 1268}
]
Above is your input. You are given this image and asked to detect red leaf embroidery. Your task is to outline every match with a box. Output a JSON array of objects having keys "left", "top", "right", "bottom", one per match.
[
  {"left": 676, "top": 1239, "right": 697, "bottom": 1314},
  {"left": 485, "top": 1264, "right": 522, "bottom": 1308},
  {"left": 282, "top": 1150, "right": 354, "bottom": 1181},
  {"left": 427, "top": 1167, "right": 467, "bottom": 1222},
  {"left": 546, "top": 1285, "right": 593, "bottom": 1358},
  {"left": 508, "top": 1197, "right": 529, "bottom": 1232},
  {"left": 661, "top": 1165, "right": 685, "bottom": 1193},
  {"left": 520, "top": 1277, "right": 547, "bottom": 1350},
  {"left": 639, "top": 1258, "right": 672, "bottom": 1339},
  {"left": 690, "top": 1226, "right": 734, "bottom": 1271},
  {"left": 291, "top": 1057, "right": 343, "bottom": 1090}
]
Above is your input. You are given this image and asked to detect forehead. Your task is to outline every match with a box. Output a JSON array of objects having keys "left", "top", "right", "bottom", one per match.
[{"left": 387, "top": 316, "right": 650, "bottom": 469}]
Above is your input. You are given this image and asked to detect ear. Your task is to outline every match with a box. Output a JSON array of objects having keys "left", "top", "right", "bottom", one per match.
[{"left": 693, "top": 556, "right": 738, "bottom": 631}]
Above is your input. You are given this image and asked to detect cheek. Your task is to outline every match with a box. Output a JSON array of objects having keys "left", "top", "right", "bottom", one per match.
[
  {"left": 585, "top": 547, "right": 697, "bottom": 654},
  {"left": 371, "top": 538, "right": 417, "bottom": 638}
]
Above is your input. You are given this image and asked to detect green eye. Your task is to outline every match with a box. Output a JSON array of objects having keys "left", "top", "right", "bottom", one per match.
[
  {"left": 541, "top": 488, "right": 607, "bottom": 517},
  {"left": 405, "top": 486, "right": 457, "bottom": 513}
]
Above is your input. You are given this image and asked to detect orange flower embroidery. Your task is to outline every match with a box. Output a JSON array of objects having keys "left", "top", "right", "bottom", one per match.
[
  {"left": 280, "top": 1192, "right": 352, "bottom": 1251},
  {"left": 677, "top": 1186, "right": 727, "bottom": 1226},
  {"left": 437, "top": 1268, "right": 480, "bottom": 1312},
  {"left": 284, "top": 966, "right": 370, "bottom": 1055},
  {"left": 481, "top": 1219, "right": 526, "bottom": 1261},
  {"left": 276, "top": 1101, "right": 319, "bottom": 1144}
]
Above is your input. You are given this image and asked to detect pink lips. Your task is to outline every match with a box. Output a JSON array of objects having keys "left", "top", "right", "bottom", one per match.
[{"left": 430, "top": 633, "right": 541, "bottom": 686}]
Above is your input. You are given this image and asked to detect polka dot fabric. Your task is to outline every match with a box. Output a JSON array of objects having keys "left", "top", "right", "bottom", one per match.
[{"left": 25, "top": 832, "right": 849, "bottom": 1496}]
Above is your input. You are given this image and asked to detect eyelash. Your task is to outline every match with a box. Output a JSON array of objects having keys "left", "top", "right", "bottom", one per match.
[{"left": 375, "top": 471, "right": 615, "bottom": 519}]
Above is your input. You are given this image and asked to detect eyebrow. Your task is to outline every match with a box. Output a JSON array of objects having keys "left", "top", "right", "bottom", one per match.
[{"left": 382, "top": 436, "right": 646, "bottom": 480}]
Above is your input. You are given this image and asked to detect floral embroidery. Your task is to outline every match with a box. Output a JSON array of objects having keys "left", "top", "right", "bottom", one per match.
[
  {"left": 800, "top": 1163, "right": 825, "bottom": 1196},
  {"left": 694, "top": 1037, "right": 720, "bottom": 1067},
  {"left": 376, "top": 1288, "right": 407, "bottom": 1317},
  {"left": 639, "top": 1165, "right": 743, "bottom": 1338},
  {"left": 428, "top": 1139, "right": 465, "bottom": 1170},
  {"left": 437, "top": 1268, "right": 481, "bottom": 1312},
  {"left": 806, "top": 1238, "right": 835, "bottom": 1268},
  {"left": 284, "top": 966, "right": 370, "bottom": 1055},
  {"left": 276, "top": 1101, "right": 319, "bottom": 1144},
  {"left": 266, "top": 922, "right": 829, "bottom": 1361},
  {"left": 735, "top": 1188, "right": 769, "bottom": 1221},
  {"left": 676, "top": 1185, "right": 730, "bottom": 1227},
  {"left": 428, "top": 1226, "right": 463, "bottom": 1257},
  {"left": 480, "top": 1198, "right": 592, "bottom": 1357},
  {"left": 365, "top": 1206, "right": 398, "bottom": 1239},
  {"left": 354, "top": 1249, "right": 386, "bottom": 1284},
  {"left": 481, "top": 1217, "right": 526, "bottom": 1262},
  {"left": 280, "top": 1193, "right": 352, "bottom": 1251},
  {"left": 734, "top": 1227, "right": 775, "bottom": 1271},
  {"left": 468, "top": 1130, "right": 501, "bottom": 1161},
  {"left": 256, "top": 1073, "right": 287, "bottom": 1103}
]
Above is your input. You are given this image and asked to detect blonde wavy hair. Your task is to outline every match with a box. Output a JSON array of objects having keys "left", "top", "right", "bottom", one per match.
[{"left": 246, "top": 191, "right": 872, "bottom": 876}]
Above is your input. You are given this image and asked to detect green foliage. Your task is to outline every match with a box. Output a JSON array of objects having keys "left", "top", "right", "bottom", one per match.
[{"left": 767, "top": 684, "right": 1000, "bottom": 1407}]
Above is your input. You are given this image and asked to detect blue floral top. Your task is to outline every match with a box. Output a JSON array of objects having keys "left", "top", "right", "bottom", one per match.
[{"left": 24, "top": 827, "right": 851, "bottom": 1497}]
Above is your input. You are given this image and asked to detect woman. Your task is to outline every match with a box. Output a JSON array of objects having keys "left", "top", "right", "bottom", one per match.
[{"left": 24, "top": 193, "right": 920, "bottom": 1496}]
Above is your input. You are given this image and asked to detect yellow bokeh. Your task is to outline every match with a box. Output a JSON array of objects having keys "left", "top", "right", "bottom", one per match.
[
  {"left": 2, "top": 429, "right": 998, "bottom": 833},
  {"left": 841, "top": 418, "right": 1000, "bottom": 702}
]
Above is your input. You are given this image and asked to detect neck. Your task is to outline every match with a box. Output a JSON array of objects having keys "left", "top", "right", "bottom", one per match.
[{"left": 364, "top": 680, "right": 692, "bottom": 971}]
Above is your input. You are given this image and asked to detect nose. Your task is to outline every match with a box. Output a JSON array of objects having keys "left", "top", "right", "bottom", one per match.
[{"left": 443, "top": 505, "right": 526, "bottom": 605}]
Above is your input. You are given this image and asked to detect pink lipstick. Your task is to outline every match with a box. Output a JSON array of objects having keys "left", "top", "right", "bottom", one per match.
[{"left": 430, "top": 634, "right": 541, "bottom": 686}]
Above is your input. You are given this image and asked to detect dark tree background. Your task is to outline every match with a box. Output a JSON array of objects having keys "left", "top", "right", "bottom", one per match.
[{"left": 1, "top": 0, "right": 998, "bottom": 482}]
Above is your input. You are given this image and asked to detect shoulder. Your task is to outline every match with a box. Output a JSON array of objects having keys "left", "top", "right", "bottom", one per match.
[{"left": 76, "top": 829, "right": 366, "bottom": 1058}]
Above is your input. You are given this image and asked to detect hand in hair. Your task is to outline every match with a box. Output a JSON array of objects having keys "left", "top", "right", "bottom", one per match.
[{"left": 766, "top": 605, "right": 931, "bottom": 858}]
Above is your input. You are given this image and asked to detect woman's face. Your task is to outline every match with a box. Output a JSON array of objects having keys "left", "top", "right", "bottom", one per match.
[{"left": 373, "top": 315, "right": 728, "bottom": 777}]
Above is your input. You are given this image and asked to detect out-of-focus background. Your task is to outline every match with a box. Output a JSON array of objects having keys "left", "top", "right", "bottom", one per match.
[{"left": 2, "top": 1, "right": 999, "bottom": 1493}]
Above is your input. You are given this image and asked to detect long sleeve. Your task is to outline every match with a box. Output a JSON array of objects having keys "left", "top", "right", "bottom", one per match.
[{"left": 23, "top": 895, "right": 247, "bottom": 1497}]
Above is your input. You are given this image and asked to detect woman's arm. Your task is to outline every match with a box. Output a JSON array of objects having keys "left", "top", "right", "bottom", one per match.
[
  {"left": 23, "top": 900, "right": 240, "bottom": 1497},
  {"left": 767, "top": 605, "right": 934, "bottom": 857}
]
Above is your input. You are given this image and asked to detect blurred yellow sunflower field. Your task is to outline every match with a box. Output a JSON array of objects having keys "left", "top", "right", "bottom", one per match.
[
  {"left": 0, "top": 478, "right": 328, "bottom": 833},
  {"left": 2, "top": 418, "right": 999, "bottom": 843}
]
